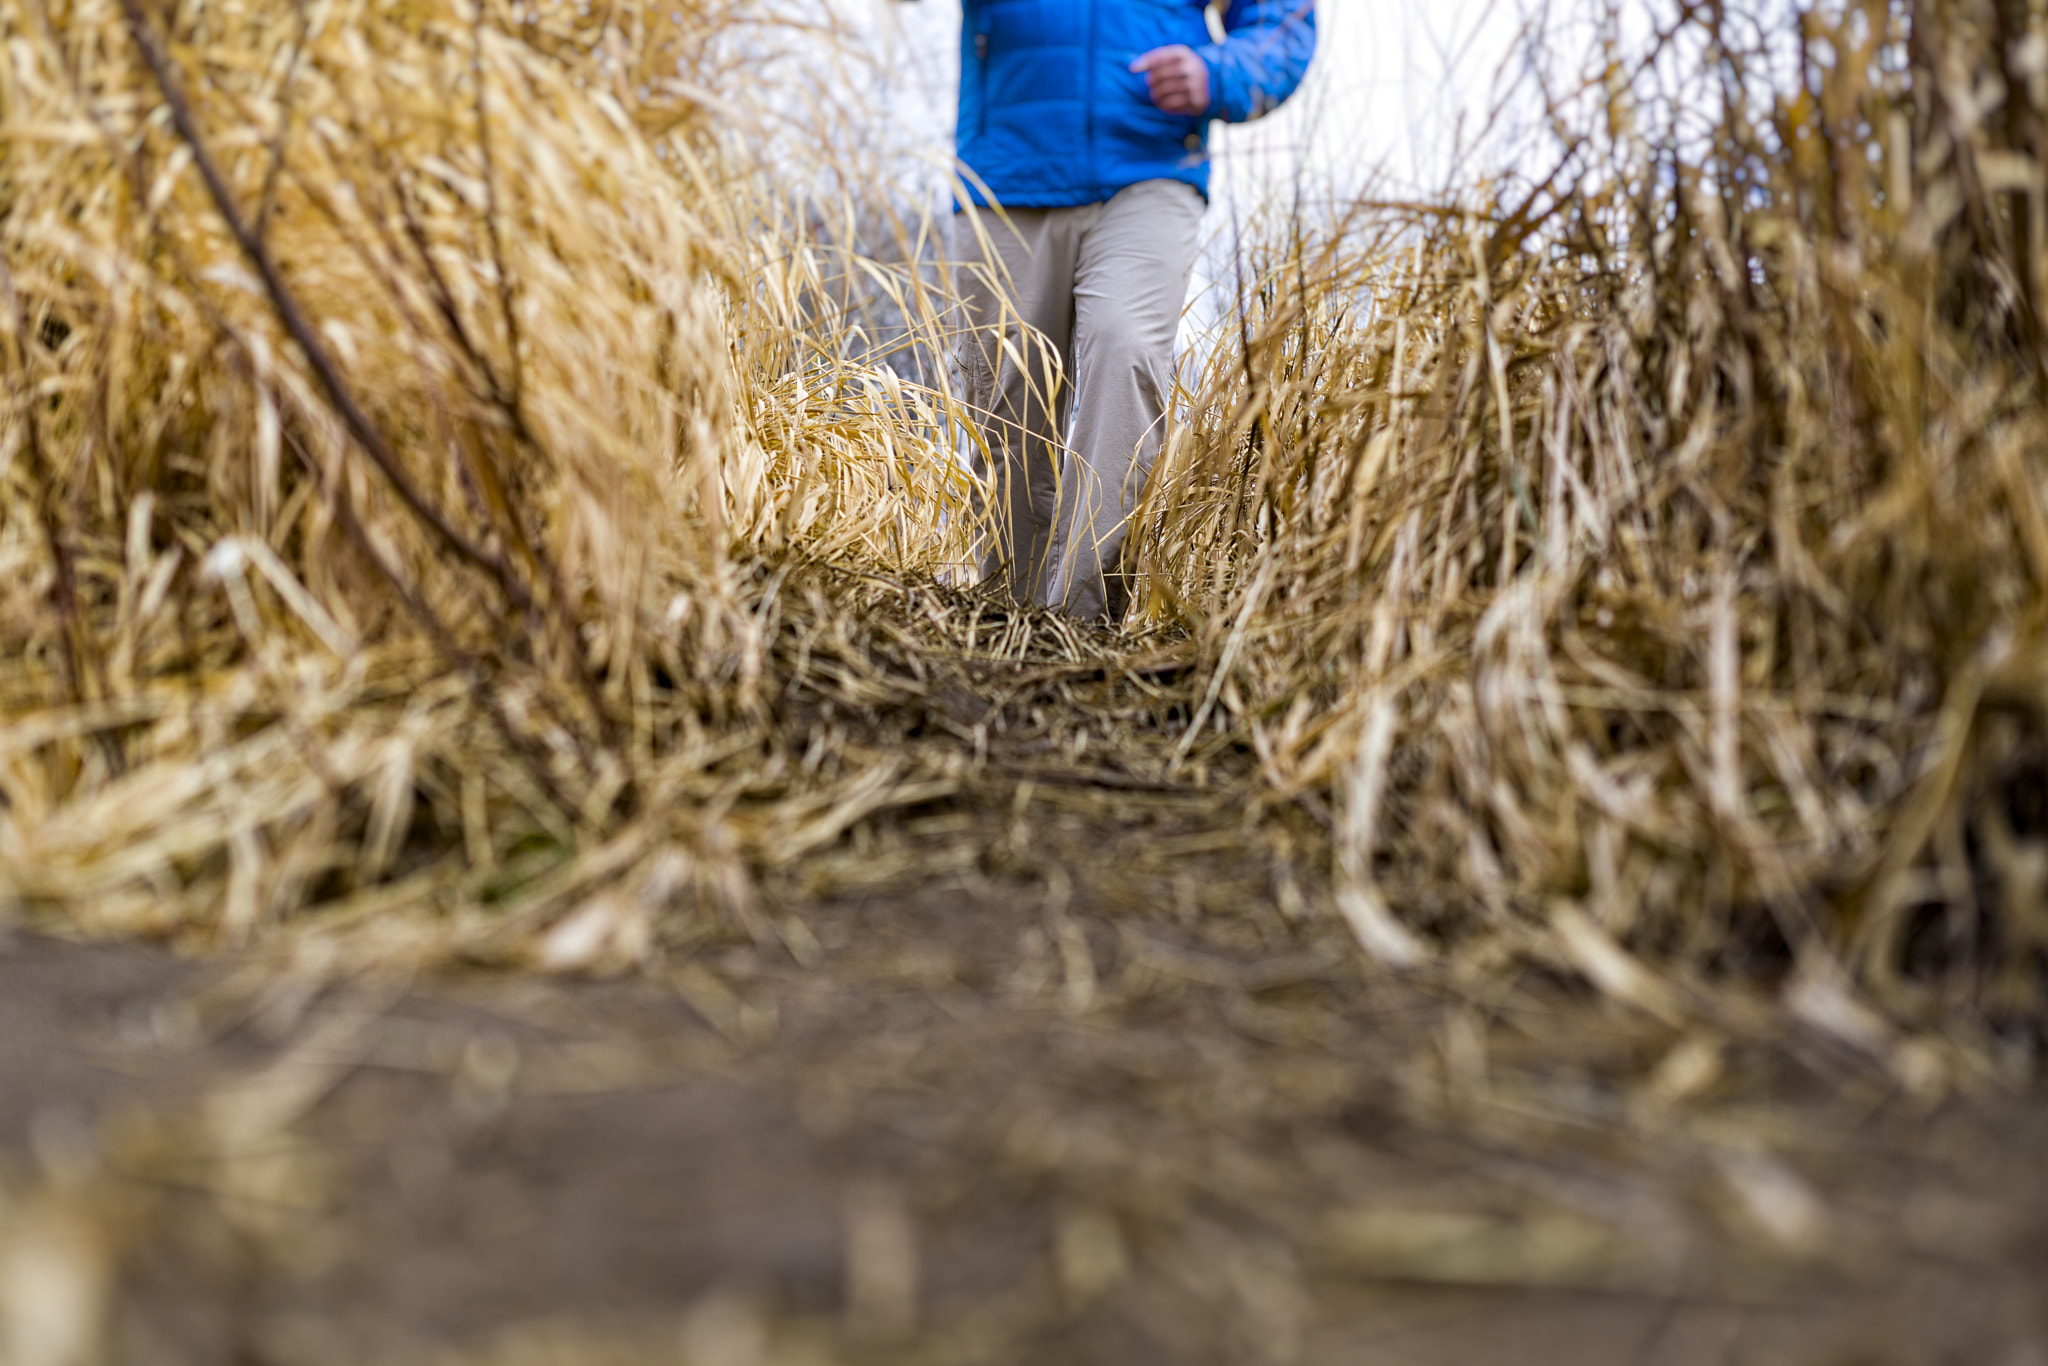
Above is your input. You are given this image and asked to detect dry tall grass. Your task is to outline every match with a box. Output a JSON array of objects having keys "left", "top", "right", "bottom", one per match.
[
  {"left": 0, "top": 0, "right": 975, "bottom": 962},
  {"left": 1136, "top": 0, "right": 2048, "bottom": 1065}
]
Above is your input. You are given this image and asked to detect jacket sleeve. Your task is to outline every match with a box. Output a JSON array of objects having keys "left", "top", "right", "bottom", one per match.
[{"left": 1196, "top": 0, "right": 1316, "bottom": 123}]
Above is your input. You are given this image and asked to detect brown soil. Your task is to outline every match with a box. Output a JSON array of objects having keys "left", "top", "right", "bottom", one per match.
[{"left": 6, "top": 843, "right": 2045, "bottom": 1365}]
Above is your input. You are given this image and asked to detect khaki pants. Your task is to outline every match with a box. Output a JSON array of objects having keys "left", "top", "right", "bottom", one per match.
[{"left": 954, "top": 179, "right": 1204, "bottom": 621}]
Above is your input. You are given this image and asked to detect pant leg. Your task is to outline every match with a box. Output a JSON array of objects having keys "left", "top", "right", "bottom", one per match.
[
  {"left": 952, "top": 205, "right": 1083, "bottom": 606},
  {"left": 1044, "top": 180, "right": 1205, "bottom": 623}
]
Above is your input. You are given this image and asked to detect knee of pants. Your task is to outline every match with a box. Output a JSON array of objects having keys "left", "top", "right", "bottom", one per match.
[
  {"left": 976, "top": 337, "right": 1063, "bottom": 424},
  {"left": 1078, "top": 323, "right": 1170, "bottom": 398}
]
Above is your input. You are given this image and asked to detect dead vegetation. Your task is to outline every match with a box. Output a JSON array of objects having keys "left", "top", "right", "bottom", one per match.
[
  {"left": 0, "top": 0, "right": 985, "bottom": 962},
  {"left": 1132, "top": 0, "right": 2048, "bottom": 1077},
  {"left": 5, "top": 0, "right": 2040, "bottom": 1063},
  {"left": 2, "top": 0, "right": 2048, "bottom": 1357}
]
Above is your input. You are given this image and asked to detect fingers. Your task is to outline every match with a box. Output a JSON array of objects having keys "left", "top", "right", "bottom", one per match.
[
  {"left": 1148, "top": 73, "right": 1202, "bottom": 116},
  {"left": 1128, "top": 45, "right": 1207, "bottom": 116}
]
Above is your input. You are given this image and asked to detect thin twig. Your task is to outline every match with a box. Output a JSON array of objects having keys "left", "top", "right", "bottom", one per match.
[{"left": 119, "top": 0, "right": 535, "bottom": 618}]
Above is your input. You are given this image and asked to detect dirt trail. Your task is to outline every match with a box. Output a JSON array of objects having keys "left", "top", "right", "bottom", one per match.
[{"left": 5, "top": 836, "right": 2044, "bottom": 1365}]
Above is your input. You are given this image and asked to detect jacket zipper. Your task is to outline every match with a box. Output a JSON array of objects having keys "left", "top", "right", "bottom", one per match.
[
  {"left": 974, "top": 29, "right": 989, "bottom": 136},
  {"left": 1082, "top": 0, "right": 1096, "bottom": 193}
]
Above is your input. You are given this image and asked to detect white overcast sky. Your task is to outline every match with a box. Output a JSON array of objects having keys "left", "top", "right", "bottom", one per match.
[{"left": 849, "top": 0, "right": 1531, "bottom": 210}]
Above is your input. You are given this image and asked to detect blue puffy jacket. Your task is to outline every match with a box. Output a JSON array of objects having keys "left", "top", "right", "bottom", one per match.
[{"left": 956, "top": 0, "right": 1317, "bottom": 209}]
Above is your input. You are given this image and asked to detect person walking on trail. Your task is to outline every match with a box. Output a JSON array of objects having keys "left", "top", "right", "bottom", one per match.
[{"left": 947, "top": 0, "right": 1317, "bottom": 622}]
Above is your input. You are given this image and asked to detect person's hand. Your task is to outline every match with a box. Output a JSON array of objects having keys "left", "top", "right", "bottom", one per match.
[{"left": 1129, "top": 45, "right": 1210, "bottom": 116}]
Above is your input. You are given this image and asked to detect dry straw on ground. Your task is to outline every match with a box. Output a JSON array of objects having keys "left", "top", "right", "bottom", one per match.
[
  {"left": 1132, "top": 0, "right": 2048, "bottom": 1070},
  {"left": 0, "top": 0, "right": 982, "bottom": 963},
  {"left": 0, "top": 0, "right": 2044, "bottom": 1080}
]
